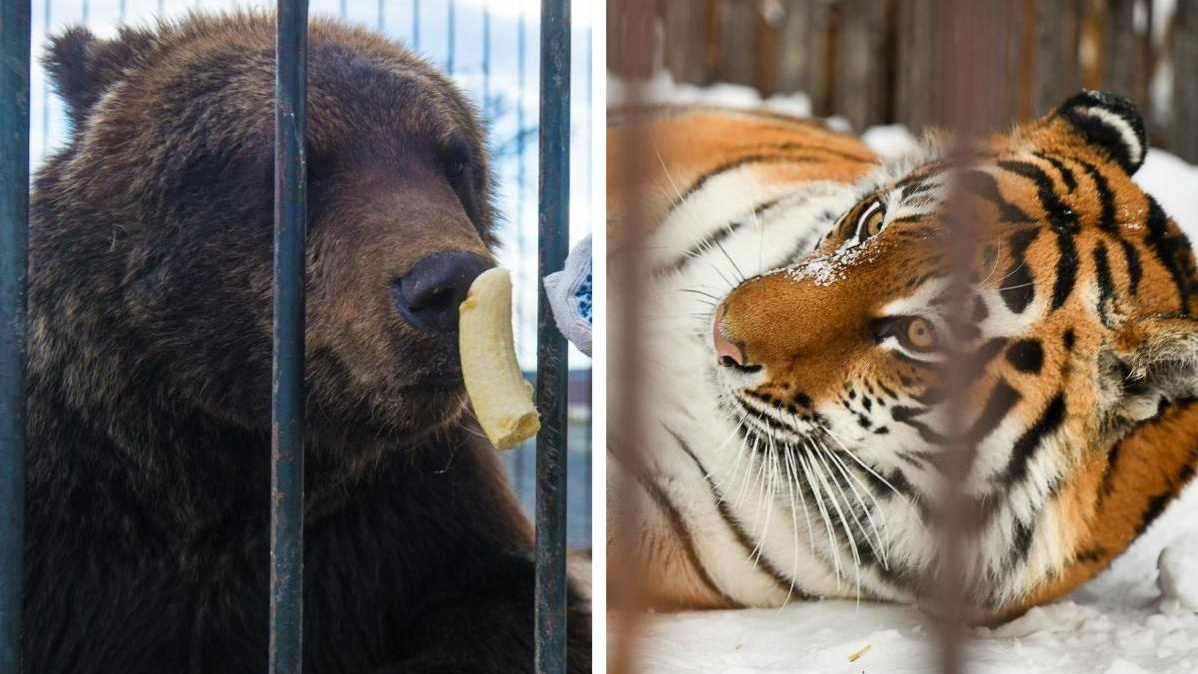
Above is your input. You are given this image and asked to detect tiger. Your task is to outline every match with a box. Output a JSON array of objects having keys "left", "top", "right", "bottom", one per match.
[{"left": 606, "top": 91, "right": 1198, "bottom": 622}]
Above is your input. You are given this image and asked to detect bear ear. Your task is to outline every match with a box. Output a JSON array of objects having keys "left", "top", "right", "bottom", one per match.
[
  {"left": 1053, "top": 90, "right": 1148, "bottom": 175},
  {"left": 44, "top": 26, "right": 155, "bottom": 125}
]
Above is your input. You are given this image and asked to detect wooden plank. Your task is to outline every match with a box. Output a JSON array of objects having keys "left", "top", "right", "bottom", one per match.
[
  {"left": 607, "top": 0, "right": 657, "bottom": 79},
  {"left": 1034, "top": 0, "right": 1069, "bottom": 114},
  {"left": 896, "top": 0, "right": 934, "bottom": 131},
  {"left": 665, "top": 0, "right": 710, "bottom": 85},
  {"left": 1102, "top": 0, "right": 1138, "bottom": 100},
  {"left": 718, "top": 0, "right": 761, "bottom": 86},
  {"left": 834, "top": 0, "right": 889, "bottom": 130},
  {"left": 775, "top": 0, "right": 816, "bottom": 96},
  {"left": 1172, "top": 0, "right": 1198, "bottom": 161}
]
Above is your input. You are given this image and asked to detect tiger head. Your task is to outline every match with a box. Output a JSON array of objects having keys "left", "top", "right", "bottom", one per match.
[{"left": 711, "top": 91, "right": 1198, "bottom": 617}]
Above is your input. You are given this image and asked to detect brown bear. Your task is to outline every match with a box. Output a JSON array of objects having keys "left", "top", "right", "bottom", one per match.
[{"left": 23, "top": 12, "right": 589, "bottom": 673}]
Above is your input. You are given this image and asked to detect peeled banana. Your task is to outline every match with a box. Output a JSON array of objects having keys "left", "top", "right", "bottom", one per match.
[{"left": 459, "top": 268, "right": 541, "bottom": 449}]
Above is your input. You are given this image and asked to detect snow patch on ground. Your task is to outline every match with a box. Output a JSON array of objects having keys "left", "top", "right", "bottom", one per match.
[{"left": 619, "top": 73, "right": 1198, "bottom": 673}]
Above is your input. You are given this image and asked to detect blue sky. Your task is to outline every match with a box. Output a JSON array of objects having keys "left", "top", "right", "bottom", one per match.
[{"left": 28, "top": 0, "right": 593, "bottom": 367}]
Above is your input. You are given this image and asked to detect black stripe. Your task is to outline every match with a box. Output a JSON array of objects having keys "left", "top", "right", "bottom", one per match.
[
  {"left": 1001, "top": 228, "right": 1040, "bottom": 313},
  {"left": 1001, "top": 393, "right": 1066, "bottom": 487},
  {"left": 1034, "top": 152, "right": 1078, "bottom": 191},
  {"left": 1077, "top": 160, "right": 1117, "bottom": 233},
  {"left": 1007, "top": 516, "right": 1037, "bottom": 568},
  {"left": 965, "top": 381, "right": 1021, "bottom": 445},
  {"left": 1093, "top": 242, "right": 1117, "bottom": 327},
  {"left": 1143, "top": 196, "right": 1195, "bottom": 311},
  {"left": 665, "top": 427, "right": 815, "bottom": 599},
  {"left": 1119, "top": 238, "right": 1143, "bottom": 295},
  {"left": 743, "top": 141, "right": 877, "bottom": 163},
  {"left": 667, "top": 154, "right": 824, "bottom": 213},
  {"left": 890, "top": 405, "right": 945, "bottom": 444},
  {"left": 1053, "top": 231, "right": 1080, "bottom": 310},
  {"left": 655, "top": 198, "right": 781, "bottom": 277},
  {"left": 995, "top": 161, "right": 1080, "bottom": 309},
  {"left": 961, "top": 170, "right": 1032, "bottom": 223},
  {"left": 1005, "top": 339, "right": 1044, "bottom": 375},
  {"left": 1137, "top": 491, "right": 1174, "bottom": 535},
  {"left": 997, "top": 160, "right": 1079, "bottom": 235},
  {"left": 610, "top": 447, "right": 739, "bottom": 606}
]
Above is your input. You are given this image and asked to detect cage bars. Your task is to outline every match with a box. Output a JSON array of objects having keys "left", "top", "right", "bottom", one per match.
[
  {"left": 0, "top": 1, "right": 31, "bottom": 672},
  {"left": 534, "top": 0, "right": 571, "bottom": 672},
  {"left": 268, "top": 0, "right": 308, "bottom": 672}
]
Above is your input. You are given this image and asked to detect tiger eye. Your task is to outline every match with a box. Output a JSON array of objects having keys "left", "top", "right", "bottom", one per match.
[
  {"left": 905, "top": 318, "right": 937, "bottom": 349},
  {"left": 865, "top": 209, "right": 885, "bottom": 237}
]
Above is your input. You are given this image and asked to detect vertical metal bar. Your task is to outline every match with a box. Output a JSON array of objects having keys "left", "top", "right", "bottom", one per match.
[
  {"left": 40, "top": 0, "right": 48, "bottom": 161},
  {"left": 535, "top": 0, "right": 570, "bottom": 672},
  {"left": 512, "top": 0, "right": 528, "bottom": 488},
  {"left": 412, "top": 0, "right": 421, "bottom": 51},
  {"left": 447, "top": 0, "right": 456, "bottom": 74},
  {"left": 482, "top": 0, "right": 490, "bottom": 115},
  {"left": 270, "top": 1, "right": 308, "bottom": 673},
  {"left": 0, "top": 0, "right": 32, "bottom": 672}
]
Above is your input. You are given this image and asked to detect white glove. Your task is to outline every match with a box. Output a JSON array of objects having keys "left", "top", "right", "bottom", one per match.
[{"left": 542, "top": 235, "right": 593, "bottom": 357}]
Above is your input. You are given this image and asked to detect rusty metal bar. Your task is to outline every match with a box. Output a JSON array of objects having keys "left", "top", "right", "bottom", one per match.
[
  {"left": 269, "top": 0, "right": 308, "bottom": 672},
  {"left": 0, "top": 0, "right": 31, "bottom": 670},
  {"left": 534, "top": 0, "right": 571, "bottom": 671}
]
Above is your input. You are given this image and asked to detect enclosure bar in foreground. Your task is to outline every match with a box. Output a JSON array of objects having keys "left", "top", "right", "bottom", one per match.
[
  {"left": 534, "top": 0, "right": 571, "bottom": 672},
  {"left": 0, "top": 0, "right": 31, "bottom": 671},
  {"left": 270, "top": 1, "right": 308, "bottom": 673}
]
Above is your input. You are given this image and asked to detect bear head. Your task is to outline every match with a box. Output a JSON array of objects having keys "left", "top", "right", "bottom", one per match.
[{"left": 31, "top": 14, "right": 497, "bottom": 470}]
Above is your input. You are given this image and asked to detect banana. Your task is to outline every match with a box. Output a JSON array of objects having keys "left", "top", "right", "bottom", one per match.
[{"left": 459, "top": 267, "right": 541, "bottom": 449}]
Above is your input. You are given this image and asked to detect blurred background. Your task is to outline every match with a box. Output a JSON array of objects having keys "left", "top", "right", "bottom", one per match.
[
  {"left": 28, "top": 0, "right": 592, "bottom": 547},
  {"left": 610, "top": 0, "right": 1198, "bottom": 162}
]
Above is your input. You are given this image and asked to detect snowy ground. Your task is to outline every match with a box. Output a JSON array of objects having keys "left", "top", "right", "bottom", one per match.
[{"left": 614, "top": 74, "right": 1198, "bottom": 674}]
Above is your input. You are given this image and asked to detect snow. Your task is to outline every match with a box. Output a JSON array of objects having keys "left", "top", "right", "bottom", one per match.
[{"left": 618, "top": 72, "right": 1198, "bottom": 673}]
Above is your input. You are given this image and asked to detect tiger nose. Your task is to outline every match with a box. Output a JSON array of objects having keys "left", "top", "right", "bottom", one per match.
[{"left": 713, "top": 304, "right": 747, "bottom": 367}]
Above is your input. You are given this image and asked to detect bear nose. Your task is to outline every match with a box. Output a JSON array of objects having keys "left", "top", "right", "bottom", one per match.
[{"left": 396, "top": 251, "right": 493, "bottom": 335}]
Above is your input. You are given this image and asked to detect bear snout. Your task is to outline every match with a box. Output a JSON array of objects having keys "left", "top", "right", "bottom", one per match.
[{"left": 394, "top": 251, "right": 494, "bottom": 337}]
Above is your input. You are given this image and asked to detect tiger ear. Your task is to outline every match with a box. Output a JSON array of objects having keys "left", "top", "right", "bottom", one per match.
[
  {"left": 1052, "top": 90, "right": 1148, "bottom": 175},
  {"left": 44, "top": 25, "right": 155, "bottom": 126},
  {"left": 1107, "top": 316, "right": 1198, "bottom": 423}
]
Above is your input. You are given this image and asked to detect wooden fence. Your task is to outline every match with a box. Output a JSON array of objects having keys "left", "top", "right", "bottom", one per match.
[{"left": 611, "top": 0, "right": 1198, "bottom": 162}]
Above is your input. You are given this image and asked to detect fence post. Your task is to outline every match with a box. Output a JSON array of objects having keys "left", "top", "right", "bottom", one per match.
[
  {"left": 1172, "top": 0, "right": 1198, "bottom": 162},
  {"left": 536, "top": 0, "right": 570, "bottom": 672},
  {"left": 0, "top": 0, "right": 31, "bottom": 671},
  {"left": 270, "top": 0, "right": 308, "bottom": 673}
]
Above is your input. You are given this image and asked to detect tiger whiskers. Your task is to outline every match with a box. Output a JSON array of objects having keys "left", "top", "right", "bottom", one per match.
[
  {"left": 820, "top": 440, "right": 891, "bottom": 570},
  {"left": 796, "top": 443, "right": 845, "bottom": 590},
  {"left": 817, "top": 438, "right": 889, "bottom": 570},
  {"left": 822, "top": 426, "right": 907, "bottom": 503},
  {"left": 807, "top": 442, "right": 864, "bottom": 600}
]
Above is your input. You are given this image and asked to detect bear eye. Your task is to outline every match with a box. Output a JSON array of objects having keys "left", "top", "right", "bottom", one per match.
[{"left": 899, "top": 317, "right": 939, "bottom": 351}]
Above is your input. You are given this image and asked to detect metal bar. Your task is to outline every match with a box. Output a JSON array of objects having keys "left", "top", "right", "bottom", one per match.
[
  {"left": 534, "top": 0, "right": 570, "bottom": 671},
  {"left": 447, "top": 0, "right": 455, "bottom": 74},
  {"left": 0, "top": 0, "right": 32, "bottom": 671},
  {"left": 512, "top": 1, "right": 528, "bottom": 488},
  {"left": 412, "top": 0, "right": 421, "bottom": 51},
  {"left": 482, "top": 0, "right": 490, "bottom": 115},
  {"left": 269, "top": 0, "right": 308, "bottom": 673}
]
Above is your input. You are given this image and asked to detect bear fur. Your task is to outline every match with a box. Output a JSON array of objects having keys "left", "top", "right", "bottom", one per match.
[{"left": 22, "top": 13, "right": 589, "bottom": 673}]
